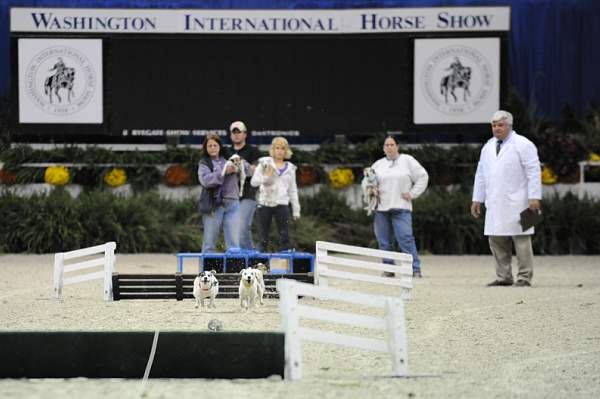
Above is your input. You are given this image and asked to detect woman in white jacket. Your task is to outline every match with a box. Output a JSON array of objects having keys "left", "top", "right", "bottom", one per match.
[
  {"left": 251, "top": 136, "right": 300, "bottom": 252},
  {"left": 370, "top": 135, "right": 429, "bottom": 278}
]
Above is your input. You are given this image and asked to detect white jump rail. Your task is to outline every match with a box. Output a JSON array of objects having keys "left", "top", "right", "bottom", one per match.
[
  {"left": 315, "top": 241, "right": 413, "bottom": 302},
  {"left": 277, "top": 279, "right": 408, "bottom": 380},
  {"left": 53, "top": 242, "right": 116, "bottom": 301}
]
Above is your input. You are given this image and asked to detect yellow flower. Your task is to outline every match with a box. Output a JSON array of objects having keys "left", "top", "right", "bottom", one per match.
[
  {"left": 328, "top": 167, "right": 355, "bottom": 189},
  {"left": 44, "top": 165, "right": 70, "bottom": 185},
  {"left": 104, "top": 168, "right": 127, "bottom": 187},
  {"left": 589, "top": 152, "right": 600, "bottom": 162},
  {"left": 541, "top": 165, "right": 557, "bottom": 185}
]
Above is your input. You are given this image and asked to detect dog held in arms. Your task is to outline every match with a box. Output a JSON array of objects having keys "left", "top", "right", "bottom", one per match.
[
  {"left": 221, "top": 154, "right": 246, "bottom": 196},
  {"left": 361, "top": 167, "right": 379, "bottom": 216},
  {"left": 239, "top": 267, "right": 265, "bottom": 310},
  {"left": 193, "top": 270, "right": 219, "bottom": 309}
]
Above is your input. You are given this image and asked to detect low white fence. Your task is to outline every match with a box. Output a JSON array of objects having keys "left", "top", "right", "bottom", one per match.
[
  {"left": 277, "top": 279, "right": 408, "bottom": 380},
  {"left": 315, "top": 241, "right": 413, "bottom": 302},
  {"left": 53, "top": 242, "right": 116, "bottom": 301}
]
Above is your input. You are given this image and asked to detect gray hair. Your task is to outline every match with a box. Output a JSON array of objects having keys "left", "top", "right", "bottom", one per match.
[{"left": 491, "top": 110, "right": 513, "bottom": 126}]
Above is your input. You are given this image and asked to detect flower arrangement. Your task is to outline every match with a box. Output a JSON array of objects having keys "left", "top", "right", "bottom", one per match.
[
  {"left": 297, "top": 165, "right": 320, "bottom": 186},
  {"left": 328, "top": 167, "right": 354, "bottom": 189},
  {"left": 103, "top": 167, "right": 127, "bottom": 187},
  {"left": 164, "top": 164, "right": 192, "bottom": 186},
  {"left": 541, "top": 165, "right": 558, "bottom": 185},
  {"left": 44, "top": 166, "right": 70, "bottom": 185},
  {"left": 0, "top": 169, "right": 17, "bottom": 184}
]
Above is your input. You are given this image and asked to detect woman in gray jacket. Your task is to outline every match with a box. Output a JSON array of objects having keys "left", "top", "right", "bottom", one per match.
[{"left": 251, "top": 136, "right": 300, "bottom": 252}]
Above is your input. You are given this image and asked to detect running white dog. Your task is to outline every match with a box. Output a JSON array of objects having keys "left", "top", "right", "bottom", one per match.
[
  {"left": 193, "top": 270, "right": 219, "bottom": 309},
  {"left": 221, "top": 154, "right": 246, "bottom": 196},
  {"left": 253, "top": 263, "right": 268, "bottom": 295},
  {"left": 239, "top": 267, "right": 265, "bottom": 310},
  {"left": 361, "top": 167, "right": 379, "bottom": 216}
]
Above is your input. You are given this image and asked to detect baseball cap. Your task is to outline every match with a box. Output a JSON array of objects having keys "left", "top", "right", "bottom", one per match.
[{"left": 229, "top": 121, "right": 247, "bottom": 133}]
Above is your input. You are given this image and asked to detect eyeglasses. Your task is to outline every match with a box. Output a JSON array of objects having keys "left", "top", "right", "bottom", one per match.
[{"left": 231, "top": 130, "right": 245, "bottom": 134}]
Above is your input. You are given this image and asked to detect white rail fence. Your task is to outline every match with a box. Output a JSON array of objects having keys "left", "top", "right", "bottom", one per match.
[
  {"left": 315, "top": 241, "right": 413, "bottom": 302},
  {"left": 53, "top": 242, "right": 116, "bottom": 301},
  {"left": 277, "top": 279, "right": 408, "bottom": 380}
]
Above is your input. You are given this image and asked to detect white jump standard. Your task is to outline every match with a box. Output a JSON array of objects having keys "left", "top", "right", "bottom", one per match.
[
  {"left": 53, "top": 242, "right": 116, "bottom": 301},
  {"left": 315, "top": 241, "right": 413, "bottom": 302},
  {"left": 277, "top": 279, "right": 409, "bottom": 380}
]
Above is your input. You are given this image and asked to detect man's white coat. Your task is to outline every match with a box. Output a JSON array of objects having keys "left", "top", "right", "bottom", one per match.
[{"left": 472, "top": 131, "right": 542, "bottom": 236}]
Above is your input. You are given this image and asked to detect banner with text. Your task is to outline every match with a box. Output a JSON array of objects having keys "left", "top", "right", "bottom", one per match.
[{"left": 11, "top": 7, "right": 510, "bottom": 34}]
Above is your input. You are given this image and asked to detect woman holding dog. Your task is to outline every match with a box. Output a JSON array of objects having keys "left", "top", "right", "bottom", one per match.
[
  {"left": 370, "top": 135, "right": 429, "bottom": 278},
  {"left": 198, "top": 133, "right": 244, "bottom": 253},
  {"left": 251, "top": 136, "right": 300, "bottom": 252}
]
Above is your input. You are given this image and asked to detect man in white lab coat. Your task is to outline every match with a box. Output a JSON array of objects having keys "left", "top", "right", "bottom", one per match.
[{"left": 471, "top": 110, "right": 542, "bottom": 287}]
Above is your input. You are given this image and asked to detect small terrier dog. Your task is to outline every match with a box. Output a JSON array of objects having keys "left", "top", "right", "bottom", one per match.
[
  {"left": 222, "top": 154, "right": 246, "bottom": 196},
  {"left": 361, "top": 167, "right": 379, "bottom": 216},
  {"left": 239, "top": 267, "right": 265, "bottom": 311},
  {"left": 193, "top": 270, "right": 219, "bottom": 309},
  {"left": 253, "top": 263, "right": 268, "bottom": 295},
  {"left": 257, "top": 156, "right": 278, "bottom": 175}
]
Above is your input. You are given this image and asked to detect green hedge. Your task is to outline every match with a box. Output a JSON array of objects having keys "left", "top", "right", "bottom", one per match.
[
  {"left": 0, "top": 189, "right": 202, "bottom": 253},
  {"left": 1, "top": 188, "right": 599, "bottom": 254}
]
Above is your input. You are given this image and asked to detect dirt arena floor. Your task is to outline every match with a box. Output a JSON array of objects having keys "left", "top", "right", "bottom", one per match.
[{"left": 1, "top": 253, "right": 599, "bottom": 398}]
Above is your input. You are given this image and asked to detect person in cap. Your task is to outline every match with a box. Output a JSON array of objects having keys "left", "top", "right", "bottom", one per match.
[
  {"left": 471, "top": 110, "right": 542, "bottom": 287},
  {"left": 228, "top": 121, "right": 263, "bottom": 250}
]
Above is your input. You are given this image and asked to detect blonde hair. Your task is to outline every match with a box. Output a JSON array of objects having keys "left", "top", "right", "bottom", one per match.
[{"left": 269, "top": 136, "right": 293, "bottom": 159}]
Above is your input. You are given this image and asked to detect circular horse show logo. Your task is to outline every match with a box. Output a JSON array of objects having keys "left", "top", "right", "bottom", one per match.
[
  {"left": 421, "top": 45, "right": 493, "bottom": 115},
  {"left": 24, "top": 46, "right": 96, "bottom": 116}
]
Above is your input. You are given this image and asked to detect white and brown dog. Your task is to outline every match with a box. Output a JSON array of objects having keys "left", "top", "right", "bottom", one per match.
[
  {"left": 361, "top": 167, "right": 379, "bottom": 216},
  {"left": 193, "top": 270, "right": 219, "bottom": 309},
  {"left": 221, "top": 154, "right": 246, "bottom": 196},
  {"left": 253, "top": 263, "right": 268, "bottom": 295},
  {"left": 239, "top": 267, "right": 265, "bottom": 311}
]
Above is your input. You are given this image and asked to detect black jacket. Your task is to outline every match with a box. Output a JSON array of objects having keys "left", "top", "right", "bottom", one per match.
[{"left": 225, "top": 144, "right": 263, "bottom": 200}]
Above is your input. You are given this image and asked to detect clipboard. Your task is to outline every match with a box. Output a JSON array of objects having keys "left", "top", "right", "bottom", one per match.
[{"left": 519, "top": 208, "right": 543, "bottom": 231}]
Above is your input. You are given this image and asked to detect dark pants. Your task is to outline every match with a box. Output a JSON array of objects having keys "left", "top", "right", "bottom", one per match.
[{"left": 256, "top": 205, "right": 290, "bottom": 252}]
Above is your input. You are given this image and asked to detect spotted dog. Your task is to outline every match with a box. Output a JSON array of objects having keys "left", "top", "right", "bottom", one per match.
[
  {"left": 221, "top": 154, "right": 246, "bottom": 196},
  {"left": 361, "top": 167, "right": 379, "bottom": 216},
  {"left": 193, "top": 270, "right": 219, "bottom": 309}
]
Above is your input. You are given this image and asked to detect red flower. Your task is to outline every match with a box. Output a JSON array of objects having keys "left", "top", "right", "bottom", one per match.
[
  {"left": 165, "top": 164, "right": 192, "bottom": 186},
  {"left": 297, "top": 165, "right": 320, "bottom": 186},
  {"left": 0, "top": 169, "right": 17, "bottom": 184}
]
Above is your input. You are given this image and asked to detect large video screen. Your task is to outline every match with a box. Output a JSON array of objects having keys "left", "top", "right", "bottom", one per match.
[{"left": 109, "top": 36, "right": 410, "bottom": 141}]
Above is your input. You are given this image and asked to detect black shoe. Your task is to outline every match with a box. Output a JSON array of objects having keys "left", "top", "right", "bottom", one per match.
[
  {"left": 413, "top": 270, "right": 423, "bottom": 278},
  {"left": 381, "top": 271, "right": 395, "bottom": 278},
  {"left": 514, "top": 279, "right": 531, "bottom": 287},
  {"left": 486, "top": 279, "right": 513, "bottom": 287}
]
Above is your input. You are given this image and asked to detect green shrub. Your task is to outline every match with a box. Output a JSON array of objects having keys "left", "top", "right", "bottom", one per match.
[
  {"left": 0, "top": 190, "right": 202, "bottom": 253},
  {"left": 1, "top": 188, "right": 599, "bottom": 255}
]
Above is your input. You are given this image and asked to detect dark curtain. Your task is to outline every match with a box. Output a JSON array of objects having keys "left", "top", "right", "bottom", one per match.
[{"left": 1, "top": 0, "right": 599, "bottom": 120}]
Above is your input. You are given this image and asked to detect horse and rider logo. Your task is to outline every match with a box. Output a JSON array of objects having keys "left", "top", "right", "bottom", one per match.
[
  {"left": 24, "top": 46, "right": 96, "bottom": 116},
  {"left": 440, "top": 57, "right": 472, "bottom": 104},
  {"left": 44, "top": 57, "right": 76, "bottom": 104},
  {"left": 421, "top": 45, "right": 493, "bottom": 115}
]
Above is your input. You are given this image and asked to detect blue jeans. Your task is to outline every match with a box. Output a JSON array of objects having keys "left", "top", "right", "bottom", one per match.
[
  {"left": 202, "top": 200, "right": 240, "bottom": 253},
  {"left": 238, "top": 198, "right": 257, "bottom": 249},
  {"left": 373, "top": 209, "right": 421, "bottom": 272}
]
